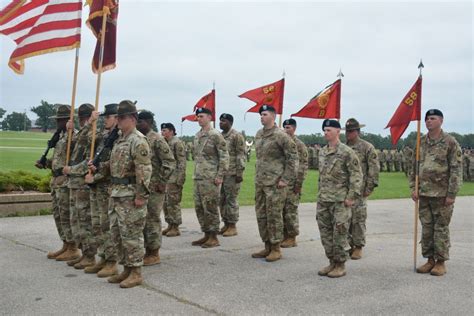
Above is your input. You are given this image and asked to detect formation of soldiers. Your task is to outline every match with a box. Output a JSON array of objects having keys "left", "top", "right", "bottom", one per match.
[
  {"left": 377, "top": 148, "right": 413, "bottom": 173},
  {"left": 36, "top": 102, "right": 462, "bottom": 288},
  {"left": 462, "top": 148, "right": 474, "bottom": 182}
]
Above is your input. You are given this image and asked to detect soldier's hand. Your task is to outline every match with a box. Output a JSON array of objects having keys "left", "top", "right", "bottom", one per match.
[
  {"left": 87, "top": 160, "right": 97, "bottom": 173},
  {"left": 344, "top": 199, "right": 354, "bottom": 207},
  {"left": 214, "top": 178, "right": 223, "bottom": 186},
  {"left": 411, "top": 191, "right": 418, "bottom": 202},
  {"left": 235, "top": 175, "right": 243, "bottom": 183},
  {"left": 134, "top": 197, "right": 146, "bottom": 207},
  {"left": 66, "top": 120, "right": 74, "bottom": 130},
  {"left": 445, "top": 197, "right": 455, "bottom": 206},
  {"left": 277, "top": 180, "right": 287, "bottom": 189},
  {"left": 63, "top": 166, "right": 71, "bottom": 175},
  {"left": 84, "top": 173, "right": 94, "bottom": 184},
  {"left": 363, "top": 191, "right": 371, "bottom": 198},
  {"left": 35, "top": 160, "right": 44, "bottom": 169},
  {"left": 88, "top": 111, "right": 99, "bottom": 124},
  {"left": 293, "top": 185, "right": 302, "bottom": 194}
]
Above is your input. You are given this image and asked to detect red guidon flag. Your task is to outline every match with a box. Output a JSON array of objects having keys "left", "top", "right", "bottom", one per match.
[
  {"left": 0, "top": 0, "right": 82, "bottom": 74},
  {"left": 239, "top": 78, "right": 285, "bottom": 114},
  {"left": 385, "top": 76, "right": 422, "bottom": 145},
  {"left": 182, "top": 89, "right": 216, "bottom": 122},
  {"left": 86, "top": 0, "right": 118, "bottom": 73},
  {"left": 291, "top": 79, "right": 341, "bottom": 119}
]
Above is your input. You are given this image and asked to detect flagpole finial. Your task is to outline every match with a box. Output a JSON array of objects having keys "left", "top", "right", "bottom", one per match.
[
  {"left": 282, "top": 70, "right": 286, "bottom": 78},
  {"left": 337, "top": 68, "right": 344, "bottom": 78},
  {"left": 418, "top": 59, "right": 424, "bottom": 76},
  {"left": 213, "top": 81, "right": 215, "bottom": 90}
]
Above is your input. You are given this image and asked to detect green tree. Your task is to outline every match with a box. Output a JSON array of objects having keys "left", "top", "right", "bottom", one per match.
[
  {"left": 0, "top": 107, "right": 6, "bottom": 119},
  {"left": 31, "top": 100, "right": 55, "bottom": 132},
  {"left": 1, "top": 112, "right": 31, "bottom": 131}
]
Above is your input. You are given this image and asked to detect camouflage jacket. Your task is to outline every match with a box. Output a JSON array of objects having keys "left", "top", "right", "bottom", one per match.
[
  {"left": 68, "top": 123, "right": 94, "bottom": 189},
  {"left": 222, "top": 128, "right": 246, "bottom": 177},
  {"left": 255, "top": 125, "right": 298, "bottom": 186},
  {"left": 193, "top": 127, "right": 229, "bottom": 181},
  {"left": 346, "top": 137, "right": 379, "bottom": 196},
  {"left": 93, "top": 128, "right": 117, "bottom": 184},
  {"left": 318, "top": 141, "right": 363, "bottom": 202},
  {"left": 379, "top": 151, "right": 386, "bottom": 162},
  {"left": 166, "top": 136, "right": 186, "bottom": 186},
  {"left": 292, "top": 135, "right": 308, "bottom": 188},
  {"left": 48, "top": 130, "right": 71, "bottom": 189},
  {"left": 409, "top": 130, "right": 462, "bottom": 198},
  {"left": 146, "top": 130, "right": 175, "bottom": 188}
]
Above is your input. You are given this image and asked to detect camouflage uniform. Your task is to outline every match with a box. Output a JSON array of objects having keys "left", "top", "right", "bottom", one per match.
[
  {"left": 307, "top": 146, "right": 315, "bottom": 169},
  {"left": 346, "top": 138, "right": 379, "bottom": 248},
  {"left": 468, "top": 151, "right": 474, "bottom": 181},
  {"left": 409, "top": 130, "right": 462, "bottom": 261},
  {"left": 313, "top": 146, "right": 320, "bottom": 170},
  {"left": 255, "top": 126, "right": 298, "bottom": 244},
  {"left": 379, "top": 150, "right": 386, "bottom": 172},
  {"left": 317, "top": 142, "right": 362, "bottom": 263},
  {"left": 394, "top": 150, "right": 402, "bottom": 172},
  {"left": 193, "top": 128, "right": 229, "bottom": 233},
  {"left": 462, "top": 150, "right": 469, "bottom": 181},
  {"left": 164, "top": 136, "right": 187, "bottom": 226},
  {"left": 385, "top": 150, "right": 393, "bottom": 172},
  {"left": 219, "top": 128, "right": 246, "bottom": 225},
  {"left": 403, "top": 146, "right": 414, "bottom": 177}
]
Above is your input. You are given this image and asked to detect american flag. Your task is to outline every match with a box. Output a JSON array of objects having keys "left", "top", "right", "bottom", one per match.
[{"left": 0, "top": 0, "right": 82, "bottom": 74}]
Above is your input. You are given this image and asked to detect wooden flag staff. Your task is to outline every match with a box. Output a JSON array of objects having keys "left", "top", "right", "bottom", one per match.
[{"left": 65, "top": 47, "right": 80, "bottom": 165}]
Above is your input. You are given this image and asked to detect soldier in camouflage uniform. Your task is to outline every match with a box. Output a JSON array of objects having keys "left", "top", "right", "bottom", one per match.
[
  {"left": 394, "top": 150, "right": 402, "bottom": 172},
  {"left": 218, "top": 113, "right": 246, "bottom": 237},
  {"left": 161, "top": 123, "right": 187, "bottom": 237},
  {"left": 307, "top": 145, "right": 315, "bottom": 169},
  {"left": 137, "top": 111, "right": 175, "bottom": 266},
  {"left": 191, "top": 107, "right": 229, "bottom": 248},
  {"left": 317, "top": 119, "right": 362, "bottom": 278},
  {"left": 385, "top": 149, "right": 393, "bottom": 172},
  {"left": 313, "top": 145, "right": 320, "bottom": 170},
  {"left": 379, "top": 149, "right": 386, "bottom": 172},
  {"left": 281, "top": 118, "right": 308, "bottom": 248},
  {"left": 344, "top": 118, "right": 379, "bottom": 259},
  {"left": 410, "top": 109, "right": 462, "bottom": 276},
  {"left": 462, "top": 149, "right": 469, "bottom": 181},
  {"left": 251, "top": 105, "right": 298, "bottom": 262},
  {"left": 403, "top": 146, "right": 414, "bottom": 177}
]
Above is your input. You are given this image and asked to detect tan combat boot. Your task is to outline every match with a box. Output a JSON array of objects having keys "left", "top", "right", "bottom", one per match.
[
  {"left": 84, "top": 257, "right": 106, "bottom": 273},
  {"left": 416, "top": 257, "right": 435, "bottom": 274},
  {"left": 166, "top": 225, "right": 181, "bottom": 237},
  {"left": 74, "top": 255, "right": 96, "bottom": 270},
  {"left": 201, "top": 232, "right": 220, "bottom": 248},
  {"left": 108, "top": 266, "right": 131, "bottom": 283},
  {"left": 223, "top": 223, "right": 238, "bottom": 237},
  {"left": 120, "top": 267, "right": 144, "bottom": 288},
  {"left": 430, "top": 260, "right": 446, "bottom": 276},
  {"left": 192, "top": 233, "right": 210, "bottom": 246},
  {"left": 265, "top": 243, "right": 282, "bottom": 262},
  {"left": 66, "top": 255, "right": 83, "bottom": 266},
  {"left": 97, "top": 261, "right": 118, "bottom": 278},
  {"left": 143, "top": 248, "right": 161, "bottom": 266},
  {"left": 218, "top": 223, "right": 228, "bottom": 235},
  {"left": 162, "top": 224, "right": 172, "bottom": 235},
  {"left": 327, "top": 262, "right": 346, "bottom": 278},
  {"left": 252, "top": 241, "right": 271, "bottom": 258},
  {"left": 281, "top": 236, "right": 297, "bottom": 248},
  {"left": 47, "top": 242, "right": 67, "bottom": 259},
  {"left": 56, "top": 242, "right": 81, "bottom": 261},
  {"left": 351, "top": 247, "right": 363, "bottom": 260},
  {"left": 318, "top": 260, "right": 335, "bottom": 276}
]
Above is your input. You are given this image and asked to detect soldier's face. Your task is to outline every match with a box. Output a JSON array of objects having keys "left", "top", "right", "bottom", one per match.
[
  {"left": 56, "top": 118, "right": 67, "bottom": 130},
  {"left": 117, "top": 115, "right": 135, "bottom": 131},
  {"left": 345, "top": 129, "right": 359, "bottom": 141},
  {"left": 219, "top": 119, "right": 231, "bottom": 131},
  {"left": 104, "top": 115, "right": 117, "bottom": 129},
  {"left": 284, "top": 125, "right": 296, "bottom": 136},
  {"left": 197, "top": 113, "right": 212, "bottom": 127},
  {"left": 425, "top": 115, "right": 443, "bottom": 131},
  {"left": 161, "top": 128, "right": 173, "bottom": 139},
  {"left": 324, "top": 127, "right": 339, "bottom": 142},
  {"left": 260, "top": 111, "right": 275, "bottom": 126}
]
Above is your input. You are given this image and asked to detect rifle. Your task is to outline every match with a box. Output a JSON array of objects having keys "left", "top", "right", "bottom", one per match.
[
  {"left": 91, "top": 127, "right": 119, "bottom": 169},
  {"left": 38, "top": 128, "right": 62, "bottom": 168}
]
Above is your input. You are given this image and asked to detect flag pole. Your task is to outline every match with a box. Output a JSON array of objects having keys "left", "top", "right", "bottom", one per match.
[
  {"left": 337, "top": 68, "right": 344, "bottom": 121},
  {"left": 413, "top": 59, "right": 424, "bottom": 271},
  {"left": 212, "top": 81, "right": 215, "bottom": 128},
  {"left": 65, "top": 47, "right": 80, "bottom": 165},
  {"left": 279, "top": 71, "right": 285, "bottom": 128}
]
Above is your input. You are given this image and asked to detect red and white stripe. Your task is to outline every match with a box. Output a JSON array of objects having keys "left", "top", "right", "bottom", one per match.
[{"left": 0, "top": 0, "right": 82, "bottom": 74}]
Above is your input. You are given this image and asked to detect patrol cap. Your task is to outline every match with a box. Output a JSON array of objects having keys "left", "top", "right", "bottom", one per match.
[
  {"left": 196, "top": 107, "right": 212, "bottom": 115},
  {"left": 161, "top": 122, "right": 176, "bottom": 135},
  {"left": 283, "top": 118, "right": 297, "bottom": 127},
  {"left": 50, "top": 104, "right": 71, "bottom": 119},
  {"left": 117, "top": 100, "right": 138, "bottom": 116},
  {"left": 343, "top": 118, "right": 365, "bottom": 131},
  {"left": 78, "top": 103, "right": 94, "bottom": 118},
  {"left": 425, "top": 109, "right": 443, "bottom": 120},
  {"left": 99, "top": 103, "right": 118, "bottom": 116},
  {"left": 259, "top": 105, "right": 276, "bottom": 114},
  {"left": 322, "top": 119, "right": 341, "bottom": 130},
  {"left": 219, "top": 113, "right": 234, "bottom": 123},
  {"left": 138, "top": 110, "right": 154, "bottom": 121}
]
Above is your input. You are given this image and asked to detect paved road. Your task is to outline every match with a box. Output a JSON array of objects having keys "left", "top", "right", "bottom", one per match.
[{"left": 1, "top": 197, "right": 473, "bottom": 315}]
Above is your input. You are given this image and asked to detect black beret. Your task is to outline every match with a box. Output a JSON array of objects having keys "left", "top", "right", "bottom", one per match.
[
  {"left": 219, "top": 113, "right": 234, "bottom": 123},
  {"left": 259, "top": 105, "right": 276, "bottom": 114},
  {"left": 322, "top": 119, "right": 341, "bottom": 130},
  {"left": 425, "top": 109, "right": 443, "bottom": 120},
  {"left": 160, "top": 122, "right": 176, "bottom": 131},
  {"left": 138, "top": 110, "right": 154, "bottom": 120},
  {"left": 196, "top": 107, "right": 212, "bottom": 115},
  {"left": 283, "top": 118, "right": 297, "bottom": 127}
]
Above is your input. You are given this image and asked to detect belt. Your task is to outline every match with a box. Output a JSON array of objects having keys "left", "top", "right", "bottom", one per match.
[
  {"left": 52, "top": 169, "right": 63, "bottom": 177},
  {"left": 111, "top": 177, "right": 136, "bottom": 185}
]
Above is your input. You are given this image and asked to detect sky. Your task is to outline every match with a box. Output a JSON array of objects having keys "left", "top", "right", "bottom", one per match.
[{"left": 1, "top": 0, "right": 472, "bottom": 136}]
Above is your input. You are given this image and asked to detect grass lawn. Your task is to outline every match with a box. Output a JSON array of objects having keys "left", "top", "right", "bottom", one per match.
[{"left": 1, "top": 131, "right": 473, "bottom": 209}]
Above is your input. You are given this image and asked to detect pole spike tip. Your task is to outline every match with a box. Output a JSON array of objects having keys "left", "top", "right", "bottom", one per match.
[
  {"left": 337, "top": 68, "right": 344, "bottom": 78},
  {"left": 418, "top": 59, "right": 424, "bottom": 69}
]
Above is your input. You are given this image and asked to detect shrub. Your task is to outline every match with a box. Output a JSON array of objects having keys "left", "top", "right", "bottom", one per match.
[{"left": 0, "top": 171, "right": 51, "bottom": 193}]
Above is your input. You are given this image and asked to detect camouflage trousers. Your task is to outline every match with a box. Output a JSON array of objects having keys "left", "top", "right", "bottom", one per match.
[
  {"left": 419, "top": 196, "right": 453, "bottom": 261},
  {"left": 90, "top": 183, "right": 116, "bottom": 261},
  {"left": 394, "top": 161, "right": 401, "bottom": 172},
  {"left": 70, "top": 187, "right": 96, "bottom": 256},
  {"left": 348, "top": 197, "right": 367, "bottom": 248},
  {"left": 379, "top": 162, "right": 384, "bottom": 172},
  {"left": 194, "top": 179, "right": 220, "bottom": 233},
  {"left": 255, "top": 184, "right": 287, "bottom": 244},
  {"left": 282, "top": 185, "right": 301, "bottom": 237},
  {"left": 316, "top": 201, "right": 351, "bottom": 263},
  {"left": 144, "top": 189, "right": 164, "bottom": 250},
  {"left": 219, "top": 175, "right": 241, "bottom": 224},
  {"left": 109, "top": 196, "right": 147, "bottom": 267},
  {"left": 163, "top": 183, "right": 183, "bottom": 226},
  {"left": 54, "top": 186, "right": 73, "bottom": 243}
]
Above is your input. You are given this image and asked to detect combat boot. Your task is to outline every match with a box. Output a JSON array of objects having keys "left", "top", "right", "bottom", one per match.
[
  {"left": 201, "top": 232, "right": 220, "bottom": 248},
  {"left": 318, "top": 260, "right": 335, "bottom": 276},
  {"left": 120, "top": 267, "right": 143, "bottom": 288},
  {"left": 84, "top": 257, "right": 106, "bottom": 273},
  {"left": 108, "top": 266, "right": 131, "bottom": 283},
  {"left": 97, "top": 261, "right": 118, "bottom": 278},
  {"left": 192, "top": 232, "right": 210, "bottom": 246},
  {"left": 74, "top": 255, "right": 96, "bottom": 270},
  {"left": 252, "top": 241, "right": 271, "bottom": 258},
  {"left": 265, "top": 243, "right": 282, "bottom": 262},
  {"left": 162, "top": 224, "right": 172, "bottom": 235},
  {"left": 47, "top": 241, "right": 67, "bottom": 259},
  {"left": 218, "top": 223, "right": 228, "bottom": 235},
  {"left": 223, "top": 223, "right": 238, "bottom": 237},
  {"left": 56, "top": 242, "right": 81, "bottom": 261},
  {"left": 66, "top": 255, "right": 83, "bottom": 266},
  {"left": 416, "top": 257, "right": 435, "bottom": 274},
  {"left": 281, "top": 236, "right": 297, "bottom": 248},
  {"left": 430, "top": 260, "right": 446, "bottom": 276},
  {"left": 166, "top": 225, "right": 181, "bottom": 237},
  {"left": 143, "top": 248, "right": 160, "bottom": 266},
  {"left": 327, "top": 262, "right": 346, "bottom": 278},
  {"left": 351, "top": 247, "right": 363, "bottom": 260}
]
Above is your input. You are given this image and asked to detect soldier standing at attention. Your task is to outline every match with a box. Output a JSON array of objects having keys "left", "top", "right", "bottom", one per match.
[
  {"left": 344, "top": 118, "right": 379, "bottom": 259},
  {"left": 281, "top": 118, "right": 308, "bottom": 248},
  {"left": 137, "top": 111, "right": 175, "bottom": 266},
  {"left": 403, "top": 146, "right": 414, "bottom": 177},
  {"left": 251, "top": 105, "right": 298, "bottom": 262},
  {"left": 411, "top": 109, "right": 462, "bottom": 276},
  {"left": 161, "top": 123, "right": 187, "bottom": 237},
  {"left": 191, "top": 108, "right": 229, "bottom": 248},
  {"left": 218, "top": 113, "right": 246, "bottom": 237},
  {"left": 317, "top": 119, "right": 362, "bottom": 278},
  {"left": 379, "top": 149, "right": 386, "bottom": 172}
]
